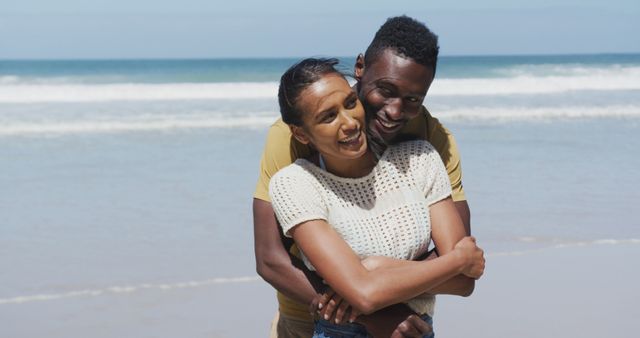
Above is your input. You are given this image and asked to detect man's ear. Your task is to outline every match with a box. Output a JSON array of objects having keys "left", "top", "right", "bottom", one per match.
[
  {"left": 354, "top": 53, "right": 365, "bottom": 81},
  {"left": 290, "top": 125, "right": 310, "bottom": 145}
]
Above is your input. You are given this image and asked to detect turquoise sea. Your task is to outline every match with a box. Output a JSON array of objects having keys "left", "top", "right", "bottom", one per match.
[{"left": 1, "top": 54, "right": 639, "bottom": 337}]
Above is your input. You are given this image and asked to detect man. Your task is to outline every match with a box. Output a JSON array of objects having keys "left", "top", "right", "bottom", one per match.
[{"left": 254, "top": 15, "right": 472, "bottom": 337}]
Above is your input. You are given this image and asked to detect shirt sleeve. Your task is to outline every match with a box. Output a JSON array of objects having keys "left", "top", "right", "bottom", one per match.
[
  {"left": 253, "top": 120, "right": 298, "bottom": 202},
  {"left": 425, "top": 111, "right": 466, "bottom": 202},
  {"left": 268, "top": 167, "right": 328, "bottom": 237},
  {"left": 443, "top": 133, "right": 466, "bottom": 202},
  {"left": 419, "top": 141, "right": 453, "bottom": 206}
]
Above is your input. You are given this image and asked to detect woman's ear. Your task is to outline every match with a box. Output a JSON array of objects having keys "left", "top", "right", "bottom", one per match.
[
  {"left": 354, "top": 53, "right": 365, "bottom": 81},
  {"left": 290, "top": 125, "right": 310, "bottom": 145}
]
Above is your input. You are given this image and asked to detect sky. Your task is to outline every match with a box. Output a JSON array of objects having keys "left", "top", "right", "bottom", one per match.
[{"left": 1, "top": 0, "right": 639, "bottom": 59}]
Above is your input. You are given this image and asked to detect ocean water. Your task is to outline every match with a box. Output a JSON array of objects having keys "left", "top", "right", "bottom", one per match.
[{"left": 1, "top": 55, "right": 640, "bottom": 337}]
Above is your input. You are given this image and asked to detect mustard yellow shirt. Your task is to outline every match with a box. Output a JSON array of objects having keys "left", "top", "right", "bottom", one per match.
[{"left": 253, "top": 106, "right": 466, "bottom": 320}]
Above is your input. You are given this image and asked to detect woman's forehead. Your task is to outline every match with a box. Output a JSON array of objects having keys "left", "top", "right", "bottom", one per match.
[{"left": 298, "top": 75, "right": 352, "bottom": 110}]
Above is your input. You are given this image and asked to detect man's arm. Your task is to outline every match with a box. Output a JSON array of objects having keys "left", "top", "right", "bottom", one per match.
[
  {"left": 253, "top": 198, "right": 321, "bottom": 304},
  {"left": 454, "top": 200, "right": 471, "bottom": 236}
]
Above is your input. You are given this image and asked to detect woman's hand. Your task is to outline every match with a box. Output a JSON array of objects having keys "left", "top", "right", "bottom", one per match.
[{"left": 453, "top": 236, "right": 485, "bottom": 279}]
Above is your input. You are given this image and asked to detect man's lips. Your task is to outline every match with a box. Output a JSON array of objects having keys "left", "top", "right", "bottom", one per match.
[{"left": 374, "top": 116, "right": 404, "bottom": 134}]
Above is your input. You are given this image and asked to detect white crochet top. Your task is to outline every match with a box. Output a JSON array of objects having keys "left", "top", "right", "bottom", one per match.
[{"left": 269, "top": 140, "right": 452, "bottom": 315}]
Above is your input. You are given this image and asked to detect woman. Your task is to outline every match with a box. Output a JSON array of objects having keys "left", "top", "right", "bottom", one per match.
[{"left": 269, "top": 58, "right": 485, "bottom": 337}]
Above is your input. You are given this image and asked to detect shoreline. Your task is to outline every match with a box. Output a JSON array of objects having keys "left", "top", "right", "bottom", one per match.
[{"left": 2, "top": 241, "right": 638, "bottom": 337}]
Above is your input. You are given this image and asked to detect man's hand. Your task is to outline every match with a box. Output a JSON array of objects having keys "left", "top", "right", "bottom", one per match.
[
  {"left": 313, "top": 287, "right": 361, "bottom": 325},
  {"left": 356, "top": 304, "right": 432, "bottom": 338},
  {"left": 390, "top": 314, "right": 433, "bottom": 338},
  {"left": 316, "top": 292, "right": 432, "bottom": 338}
]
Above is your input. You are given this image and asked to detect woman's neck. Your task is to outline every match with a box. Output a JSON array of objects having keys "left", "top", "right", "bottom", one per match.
[{"left": 316, "top": 150, "right": 377, "bottom": 178}]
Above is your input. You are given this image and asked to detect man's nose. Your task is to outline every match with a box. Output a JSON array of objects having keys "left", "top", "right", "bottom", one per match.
[{"left": 384, "top": 98, "right": 403, "bottom": 120}]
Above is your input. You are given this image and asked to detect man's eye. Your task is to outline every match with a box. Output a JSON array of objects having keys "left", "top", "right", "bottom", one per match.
[
  {"left": 345, "top": 98, "right": 357, "bottom": 109},
  {"left": 378, "top": 87, "right": 393, "bottom": 96}
]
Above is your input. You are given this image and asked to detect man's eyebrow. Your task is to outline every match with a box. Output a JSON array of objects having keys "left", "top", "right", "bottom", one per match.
[{"left": 374, "top": 78, "right": 396, "bottom": 85}]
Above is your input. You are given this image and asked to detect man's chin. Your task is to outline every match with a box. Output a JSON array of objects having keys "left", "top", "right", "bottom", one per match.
[{"left": 372, "top": 120, "right": 403, "bottom": 143}]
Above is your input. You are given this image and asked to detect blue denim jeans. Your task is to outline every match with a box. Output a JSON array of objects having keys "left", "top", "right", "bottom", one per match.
[{"left": 313, "top": 314, "right": 434, "bottom": 338}]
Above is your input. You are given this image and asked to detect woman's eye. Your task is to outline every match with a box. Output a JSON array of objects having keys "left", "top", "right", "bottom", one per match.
[
  {"left": 345, "top": 99, "right": 357, "bottom": 109},
  {"left": 322, "top": 112, "right": 337, "bottom": 122}
]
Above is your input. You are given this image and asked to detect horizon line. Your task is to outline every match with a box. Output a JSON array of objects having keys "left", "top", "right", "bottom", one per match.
[{"left": 1, "top": 52, "right": 639, "bottom": 62}]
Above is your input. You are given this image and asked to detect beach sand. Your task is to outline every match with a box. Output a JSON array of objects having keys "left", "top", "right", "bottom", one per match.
[
  {"left": 247, "top": 242, "right": 639, "bottom": 338},
  {"left": 2, "top": 242, "right": 637, "bottom": 337},
  {"left": 435, "top": 242, "right": 638, "bottom": 338}
]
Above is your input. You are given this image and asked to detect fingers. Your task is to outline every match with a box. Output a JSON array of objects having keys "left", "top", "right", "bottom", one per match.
[
  {"left": 469, "top": 254, "right": 486, "bottom": 279},
  {"left": 322, "top": 293, "right": 342, "bottom": 321},
  {"left": 318, "top": 289, "right": 335, "bottom": 311},
  {"left": 391, "top": 315, "right": 433, "bottom": 338},
  {"left": 333, "top": 298, "right": 351, "bottom": 324},
  {"left": 348, "top": 307, "right": 361, "bottom": 323},
  {"left": 309, "top": 295, "right": 320, "bottom": 315}
]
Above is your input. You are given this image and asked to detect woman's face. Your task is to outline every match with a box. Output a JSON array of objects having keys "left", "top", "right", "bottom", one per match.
[{"left": 293, "top": 73, "right": 368, "bottom": 162}]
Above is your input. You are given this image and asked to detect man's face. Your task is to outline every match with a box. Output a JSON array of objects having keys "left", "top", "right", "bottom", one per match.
[{"left": 356, "top": 49, "right": 434, "bottom": 143}]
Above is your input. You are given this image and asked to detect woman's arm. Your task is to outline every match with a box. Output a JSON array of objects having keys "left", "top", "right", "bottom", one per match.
[
  {"left": 318, "top": 197, "right": 480, "bottom": 320},
  {"left": 428, "top": 197, "right": 478, "bottom": 295},
  {"left": 361, "top": 257, "right": 475, "bottom": 297},
  {"left": 359, "top": 198, "right": 479, "bottom": 297},
  {"left": 290, "top": 215, "right": 483, "bottom": 314}
]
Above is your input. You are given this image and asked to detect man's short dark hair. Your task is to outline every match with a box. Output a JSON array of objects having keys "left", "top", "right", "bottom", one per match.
[{"left": 365, "top": 15, "right": 440, "bottom": 75}]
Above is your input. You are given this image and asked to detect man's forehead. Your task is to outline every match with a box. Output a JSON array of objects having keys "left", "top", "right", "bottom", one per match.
[
  {"left": 368, "top": 49, "right": 414, "bottom": 68},
  {"left": 364, "top": 52, "right": 433, "bottom": 88}
]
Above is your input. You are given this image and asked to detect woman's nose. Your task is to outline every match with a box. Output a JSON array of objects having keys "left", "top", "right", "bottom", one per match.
[{"left": 339, "top": 110, "right": 359, "bottom": 130}]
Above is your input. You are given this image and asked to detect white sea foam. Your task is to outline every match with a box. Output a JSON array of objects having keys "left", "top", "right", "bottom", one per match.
[
  {"left": 0, "top": 115, "right": 280, "bottom": 136},
  {"left": 437, "top": 105, "right": 640, "bottom": 121},
  {"left": 1, "top": 104, "right": 638, "bottom": 136},
  {"left": 0, "top": 82, "right": 279, "bottom": 103},
  {"left": 489, "top": 238, "right": 640, "bottom": 257},
  {"left": 1, "top": 238, "right": 637, "bottom": 305},
  {"left": 496, "top": 64, "right": 637, "bottom": 77},
  {"left": 0, "top": 276, "right": 261, "bottom": 305},
  {"left": 429, "top": 67, "right": 640, "bottom": 96},
  {"left": 0, "top": 66, "right": 639, "bottom": 103}
]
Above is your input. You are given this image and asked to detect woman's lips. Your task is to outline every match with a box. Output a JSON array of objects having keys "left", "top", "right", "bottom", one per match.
[{"left": 338, "top": 130, "right": 363, "bottom": 147}]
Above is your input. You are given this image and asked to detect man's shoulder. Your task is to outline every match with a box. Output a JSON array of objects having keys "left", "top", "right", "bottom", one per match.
[
  {"left": 266, "top": 118, "right": 292, "bottom": 142},
  {"left": 264, "top": 118, "right": 311, "bottom": 158},
  {"left": 421, "top": 107, "right": 456, "bottom": 151},
  {"left": 398, "top": 106, "right": 453, "bottom": 141}
]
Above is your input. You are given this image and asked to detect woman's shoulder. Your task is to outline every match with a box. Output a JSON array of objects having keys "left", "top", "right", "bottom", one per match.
[
  {"left": 271, "top": 159, "right": 314, "bottom": 182},
  {"left": 269, "top": 160, "right": 321, "bottom": 204}
]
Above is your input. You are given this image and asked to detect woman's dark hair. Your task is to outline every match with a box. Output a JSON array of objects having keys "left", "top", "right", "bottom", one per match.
[{"left": 278, "top": 58, "right": 343, "bottom": 126}]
